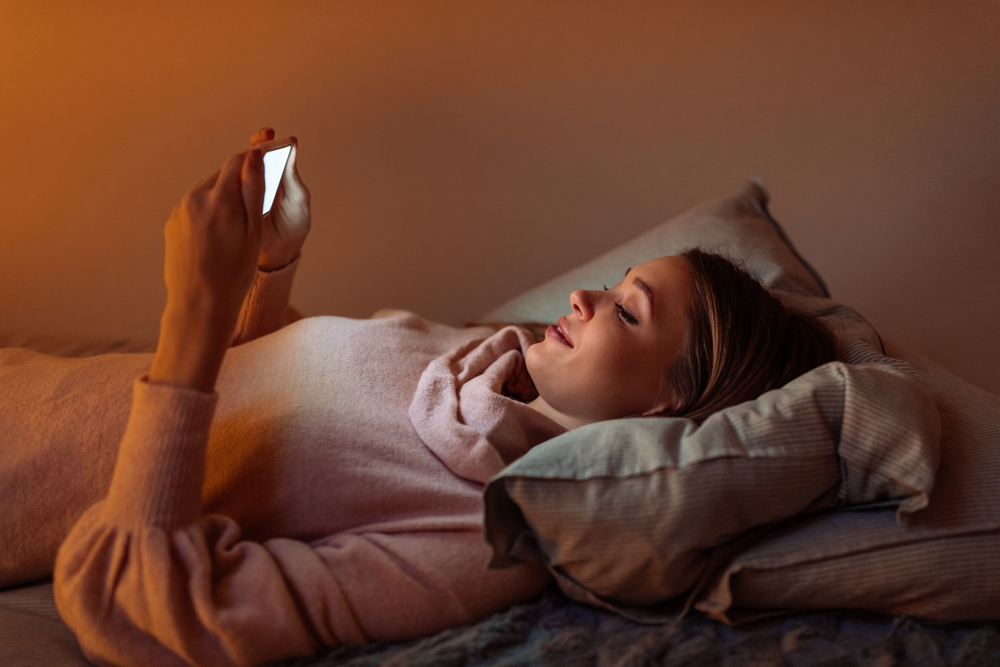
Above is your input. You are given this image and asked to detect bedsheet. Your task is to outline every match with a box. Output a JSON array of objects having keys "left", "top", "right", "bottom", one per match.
[{"left": 5, "top": 581, "right": 999, "bottom": 666}]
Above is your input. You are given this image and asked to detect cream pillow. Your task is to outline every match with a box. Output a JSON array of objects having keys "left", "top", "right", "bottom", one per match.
[{"left": 696, "top": 343, "right": 1000, "bottom": 623}]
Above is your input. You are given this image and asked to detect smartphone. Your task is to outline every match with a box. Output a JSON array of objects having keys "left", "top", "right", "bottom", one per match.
[{"left": 262, "top": 144, "right": 292, "bottom": 215}]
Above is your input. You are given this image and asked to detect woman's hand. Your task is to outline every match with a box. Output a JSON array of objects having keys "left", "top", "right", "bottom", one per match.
[
  {"left": 149, "top": 149, "right": 264, "bottom": 392},
  {"left": 250, "top": 127, "right": 311, "bottom": 271}
]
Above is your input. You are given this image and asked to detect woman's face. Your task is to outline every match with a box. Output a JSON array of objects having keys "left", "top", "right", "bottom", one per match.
[{"left": 525, "top": 255, "right": 695, "bottom": 425}]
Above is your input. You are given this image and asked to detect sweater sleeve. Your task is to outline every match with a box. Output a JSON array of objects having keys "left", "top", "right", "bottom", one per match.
[
  {"left": 53, "top": 378, "right": 548, "bottom": 667},
  {"left": 231, "top": 257, "right": 303, "bottom": 346}
]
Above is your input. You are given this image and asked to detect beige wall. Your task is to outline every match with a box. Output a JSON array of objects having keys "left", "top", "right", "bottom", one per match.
[{"left": 1, "top": 0, "right": 998, "bottom": 394}]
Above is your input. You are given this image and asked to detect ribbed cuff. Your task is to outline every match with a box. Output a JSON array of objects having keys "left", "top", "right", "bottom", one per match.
[
  {"left": 103, "top": 377, "right": 218, "bottom": 528},
  {"left": 232, "top": 256, "right": 300, "bottom": 345}
]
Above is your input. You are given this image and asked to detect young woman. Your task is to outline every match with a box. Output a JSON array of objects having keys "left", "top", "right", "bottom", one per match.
[{"left": 0, "top": 130, "right": 834, "bottom": 667}]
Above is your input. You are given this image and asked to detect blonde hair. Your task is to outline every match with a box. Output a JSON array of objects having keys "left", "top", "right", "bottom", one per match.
[{"left": 662, "top": 248, "right": 836, "bottom": 423}]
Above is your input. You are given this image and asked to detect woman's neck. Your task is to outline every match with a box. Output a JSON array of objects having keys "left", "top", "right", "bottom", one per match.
[{"left": 525, "top": 396, "right": 593, "bottom": 432}]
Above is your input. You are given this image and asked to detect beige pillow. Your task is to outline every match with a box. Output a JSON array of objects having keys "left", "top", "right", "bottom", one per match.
[
  {"left": 482, "top": 180, "right": 943, "bottom": 617},
  {"left": 696, "top": 342, "right": 1000, "bottom": 623}
]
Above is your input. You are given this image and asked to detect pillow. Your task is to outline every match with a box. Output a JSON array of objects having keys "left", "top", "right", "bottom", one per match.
[
  {"left": 479, "top": 178, "right": 830, "bottom": 322},
  {"left": 696, "top": 342, "right": 1000, "bottom": 623},
  {"left": 480, "top": 180, "right": 943, "bottom": 619}
]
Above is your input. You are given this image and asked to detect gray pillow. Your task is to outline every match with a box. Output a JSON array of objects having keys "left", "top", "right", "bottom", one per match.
[
  {"left": 479, "top": 179, "right": 829, "bottom": 324},
  {"left": 481, "top": 180, "right": 942, "bottom": 617}
]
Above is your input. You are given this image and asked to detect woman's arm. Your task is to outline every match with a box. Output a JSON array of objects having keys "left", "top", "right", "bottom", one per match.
[
  {"left": 53, "top": 145, "right": 549, "bottom": 666},
  {"left": 56, "top": 447, "right": 547, "bottom": 666},
  {"left": 232, "top": 128, "right": 311, "bottom": 346}
]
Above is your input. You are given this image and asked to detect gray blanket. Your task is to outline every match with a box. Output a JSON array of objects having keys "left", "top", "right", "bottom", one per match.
[
  {"left": 3, "top": 582, "right": 999, "bottom": 666},
  {"left": 271, "top": 587, "right": 1000, "bottom": 667}
]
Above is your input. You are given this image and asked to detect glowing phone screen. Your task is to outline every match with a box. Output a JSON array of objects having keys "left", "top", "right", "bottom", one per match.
[{"left": 262, "top": 145, "right": 292, "bottom": 214}]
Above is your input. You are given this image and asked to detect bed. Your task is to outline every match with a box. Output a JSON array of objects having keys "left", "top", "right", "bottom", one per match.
[{"left": 2, "top": 181, "right": 998, "bottom": 666}]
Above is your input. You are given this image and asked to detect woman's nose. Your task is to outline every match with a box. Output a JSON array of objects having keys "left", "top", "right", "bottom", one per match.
[{"left": 569, "top": 289, "right": 596, "bottom": 321}]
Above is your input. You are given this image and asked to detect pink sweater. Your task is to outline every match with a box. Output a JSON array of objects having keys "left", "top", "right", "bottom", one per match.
[{"left": 1, "top": 260, "right": 560, "bottom": 666}]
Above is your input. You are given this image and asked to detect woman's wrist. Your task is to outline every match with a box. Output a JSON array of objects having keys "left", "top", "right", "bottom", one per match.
[
  {"left": 149, "top": 307, "right": 232, "bottom": 393},
  {"left": 258, "top": 228, "right": 307, "bottom": 272},
  {"left": 258, "top": 249, "right": 301, "bottom": 272}
]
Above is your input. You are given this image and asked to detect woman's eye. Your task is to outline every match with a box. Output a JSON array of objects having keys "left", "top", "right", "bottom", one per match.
[{"left": 615, "top": 303, "right": 638, "bottom": 325}]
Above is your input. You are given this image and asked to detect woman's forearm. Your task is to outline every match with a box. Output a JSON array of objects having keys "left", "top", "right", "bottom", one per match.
[{"left": 149, "top": 307, "right": 231, "bottom": 393}]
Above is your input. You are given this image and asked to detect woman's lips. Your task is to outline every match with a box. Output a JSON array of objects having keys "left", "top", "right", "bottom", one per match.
[{"left": 546, "top": 317, "right": 574, "bottom": 347}]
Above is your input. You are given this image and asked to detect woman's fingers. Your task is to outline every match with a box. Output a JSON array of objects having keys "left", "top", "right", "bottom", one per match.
[
  {"left": 286, "top": 136, "right": 302, "bottom": 182},
  {"left": 250, "top": 127, "right": 275, "bottom": 149},
  {"left": 221, "top": 150, "right": 249, "bottom": 182},
  {"left": 247, "top": 132, "right": 305, "bottom": 201},
  {"left": 211, "top": 150, "right": 250, "bottom": 208},
  {"left": 240, "top": 149, "right": 265, "bottom": 233},
  {"left": 251, "top": 132, "right": 310, "bottom": 271},
  {"left": 195, "top": 167, "right": 223, "bottom": 192},
  {"left": 261, "top": 135, "right": 305, "bottom": 193}
]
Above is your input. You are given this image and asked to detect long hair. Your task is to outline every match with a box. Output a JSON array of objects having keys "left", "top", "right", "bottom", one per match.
[{"left": 662, "top": 248, "right": 837, "bottom": 423}]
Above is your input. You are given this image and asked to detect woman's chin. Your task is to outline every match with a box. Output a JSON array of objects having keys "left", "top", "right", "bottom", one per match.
[{"left": 524, "top": 342, "right": 542, "bottom": 374}]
